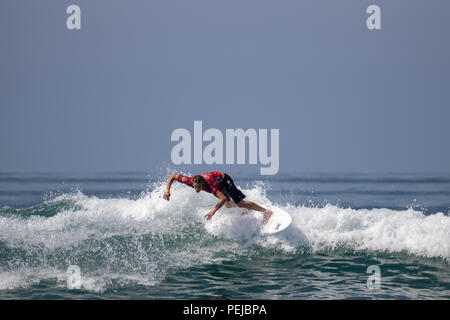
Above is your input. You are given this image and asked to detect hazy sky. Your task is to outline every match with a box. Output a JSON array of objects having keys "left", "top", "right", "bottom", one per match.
[{"left": 1, "top": 0, "right": 449, "bottom": 174}]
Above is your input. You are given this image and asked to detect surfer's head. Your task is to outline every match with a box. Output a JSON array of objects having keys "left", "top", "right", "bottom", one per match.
[{"left": 192, "top": 175, "right": 208, "bottom": 192}]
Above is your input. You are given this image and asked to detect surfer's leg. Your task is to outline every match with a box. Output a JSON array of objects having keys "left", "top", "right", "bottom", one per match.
[
  {"left": 236, "top": 201, "right": 265, "bottom": 212},
  {"left": 224, "top": 200, "right": 236, "bottom": 208},
  {"left": 236, "top": 201, "right": 272, "bottom": 222},
  {"left": 224, "top": 201, "right": 248, "bottom": 215},
  {"left": 221, "top": 173, "right": 271, "bottom": 221}
]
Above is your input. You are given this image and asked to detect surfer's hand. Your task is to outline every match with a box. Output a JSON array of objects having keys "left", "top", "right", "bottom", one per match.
[
  {"left": 205, "top": 210, "right": 215, "bottom": 220},
  {"left": 163, "top": 190, "right": 170, "bottom": 201}
]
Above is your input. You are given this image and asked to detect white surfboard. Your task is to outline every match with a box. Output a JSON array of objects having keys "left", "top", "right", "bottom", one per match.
[{"left": 260, "top": 206, "right": 292, "bottom": 234}]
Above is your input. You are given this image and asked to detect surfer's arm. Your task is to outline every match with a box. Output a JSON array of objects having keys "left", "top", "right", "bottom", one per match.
[
  {"left": 163, "top": 174, "right": 179, "bottom": 200},
  {"left": 205, "top": 191, "right": 227, "bottom": 220}
]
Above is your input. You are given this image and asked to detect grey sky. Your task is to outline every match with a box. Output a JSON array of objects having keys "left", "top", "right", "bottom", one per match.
[{"left": 1, "top": 0, "right": 449, "bottom": 174}]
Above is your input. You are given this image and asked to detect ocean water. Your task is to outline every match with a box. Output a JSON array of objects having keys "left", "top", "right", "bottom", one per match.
[{"left": 0, "top": 172, "right": 449, "bottom": 300}]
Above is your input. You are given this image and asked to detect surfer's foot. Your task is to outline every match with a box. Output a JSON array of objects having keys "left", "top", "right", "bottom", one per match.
[{"left": 263, "top": 210, "right": 273, "bottom": 224}]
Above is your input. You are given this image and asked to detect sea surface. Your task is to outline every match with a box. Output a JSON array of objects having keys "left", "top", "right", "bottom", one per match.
[{"left": 0, "top": 172, "right": 449, "bottom": 299}]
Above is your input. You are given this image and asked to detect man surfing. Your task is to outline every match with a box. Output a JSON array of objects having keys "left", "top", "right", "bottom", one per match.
[{"left": 163, "top": 172, "right": 273, "bottom": 223}]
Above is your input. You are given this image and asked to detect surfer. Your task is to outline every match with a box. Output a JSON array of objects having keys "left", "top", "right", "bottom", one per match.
[{"left": 163, "top": 172, "right": 273, "bottom": 222}]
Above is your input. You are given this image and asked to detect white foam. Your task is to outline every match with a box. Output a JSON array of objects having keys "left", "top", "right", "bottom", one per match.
[
  {"left": 283, "top": 204, "right": 450, "bottom": 259},
  {"left": 197, "top": 185, "right": 450, "bottom": 260},
  {"left": 0, "top": 267, "right": 106, "bottom": 292},
  {"left": 0, "top": 184, "right": 244, "bottom": 291},
  {"left": 1, "top": 182, "right": 449, "bottom": 292}
]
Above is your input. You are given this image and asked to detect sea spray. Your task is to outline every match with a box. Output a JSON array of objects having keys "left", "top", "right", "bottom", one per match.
[{"left": 0, "top": 179, "right": 449, "bottom": 295}]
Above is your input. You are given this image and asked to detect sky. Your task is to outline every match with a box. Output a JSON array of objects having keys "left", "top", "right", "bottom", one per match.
[{"left": 1, "top": 0, "right": 450, "bottom": 174}]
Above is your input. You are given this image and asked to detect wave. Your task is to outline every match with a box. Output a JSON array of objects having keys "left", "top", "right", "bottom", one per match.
[{"left": 0, "top": 182, "right": 449, "bottom": 292}]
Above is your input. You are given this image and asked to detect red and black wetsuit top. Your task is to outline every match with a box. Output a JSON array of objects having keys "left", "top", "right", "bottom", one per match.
[{"left": 176, "top": 172, "right": 223, "bottom": 196}]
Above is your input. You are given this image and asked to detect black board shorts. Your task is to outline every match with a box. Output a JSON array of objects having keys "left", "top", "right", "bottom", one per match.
[{"left": 218, "top": 173, "right": 246, "bottom": 204}]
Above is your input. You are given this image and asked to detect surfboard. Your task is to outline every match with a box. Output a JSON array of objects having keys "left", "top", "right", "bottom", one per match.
[{"left": 260, "top": 206, "right": 292, "bottom": 234}]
